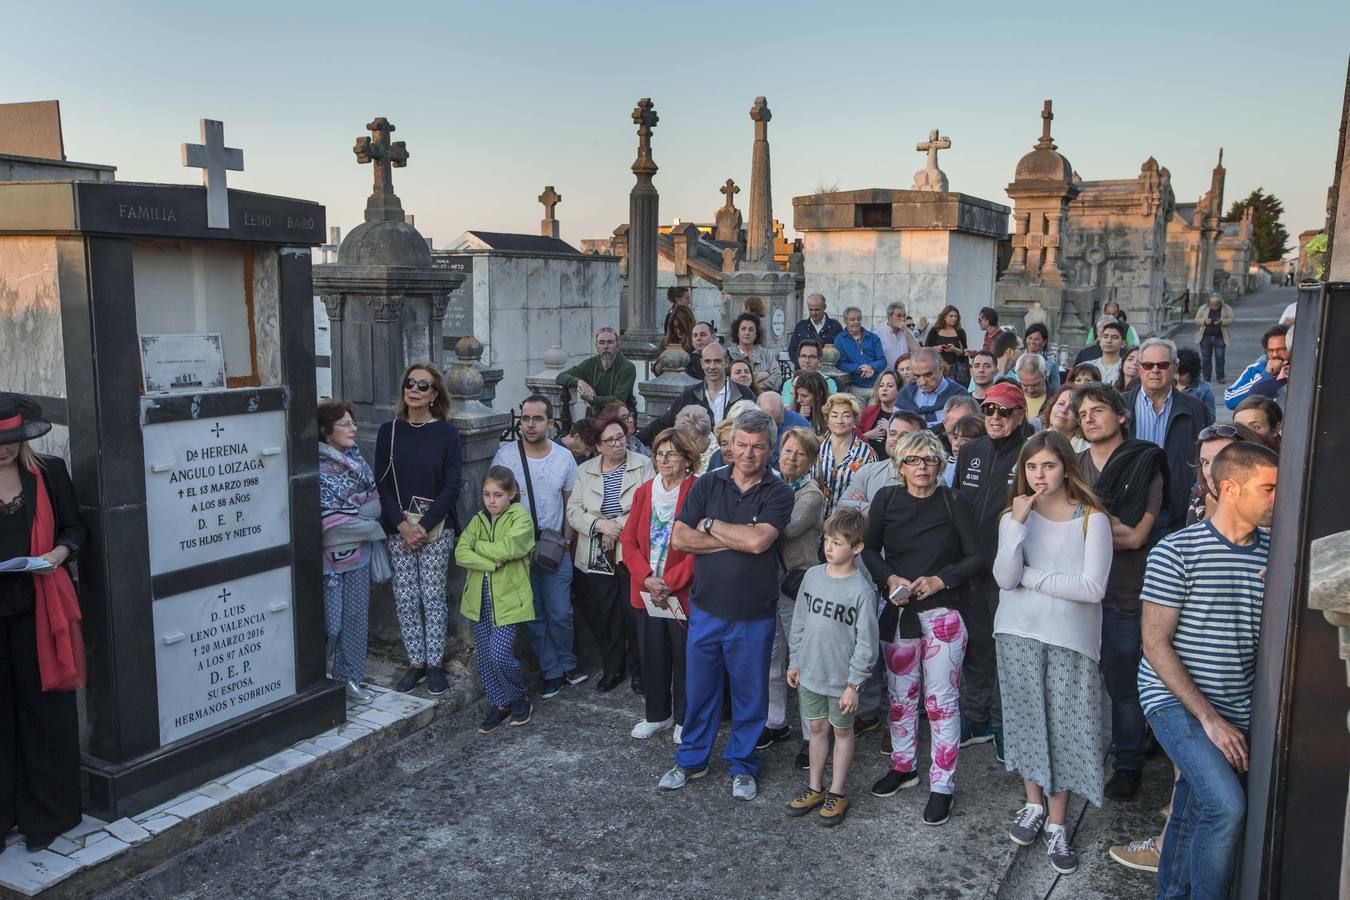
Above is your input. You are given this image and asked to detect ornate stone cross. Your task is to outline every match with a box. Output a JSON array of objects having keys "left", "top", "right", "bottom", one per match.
[
  {"left": 720, "top": 178, "right": 740, "bottom": 209},
  {"left": 181, "top": 119, "right": 243, "bottom": 229},
  {"left": 750, "top": 96, "right": 772, "bottom": 138},
  {"left": 354, "top": 117, "right": 408, "bottom": 198},
  {"left": 631, "top": 98, "right": 659, "bottom": 179},
  {"left": 539, "top": 185, "right": 562, "bottom": 239},
  {"left": 912, "top": 128, "right": 951, "bottom": 192}
]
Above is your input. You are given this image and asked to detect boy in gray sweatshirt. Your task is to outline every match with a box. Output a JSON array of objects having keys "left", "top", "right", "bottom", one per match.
[{"left": 785, "top": 508, "right": 879, "bottom": 826}]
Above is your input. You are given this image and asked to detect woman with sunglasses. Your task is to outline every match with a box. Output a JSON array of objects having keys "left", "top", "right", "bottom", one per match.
[
  {"left": 862, "top": 429, "right": 982, "bottom": 826},
  {"left": 375, "top": 363, "right": 463, "bottom": 695},
  {"left": 1186, "top": 423, "right": 1264, "bottom": 526},
  {"left": 994, "top": 431, "right": 1111, "bottom": 875}
]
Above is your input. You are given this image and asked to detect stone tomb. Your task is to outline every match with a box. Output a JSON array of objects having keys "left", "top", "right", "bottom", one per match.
[{"left": 0, "top": 174, "right": 343, "bottom": 819}]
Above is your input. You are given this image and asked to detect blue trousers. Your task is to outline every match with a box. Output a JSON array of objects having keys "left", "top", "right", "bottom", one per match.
[
  {"left": 1100, "top": 608, "right": 1146, "bottom": 771},
  {"left": 473, "top": 583, "right": 527, "bottom": 708},
  {"left": 675, "top": 607, "right": 775, "bottom": 777},
  {"left": 1199, "top": 334, "right": 1226, "bottom": 382},
  {"left": 324, "top": 568, "right": 370, "bottom": 683},
  {"left": 1148, "top": 704, "right": 1248, "bottom": 900},
  {"left": 522, "top": 552, "right": 577, "bottom": 680}
]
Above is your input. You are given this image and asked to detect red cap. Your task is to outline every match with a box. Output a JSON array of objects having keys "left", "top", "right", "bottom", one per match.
[{"left": 983, "top": 381, "right": 1026, "bottom": 410}]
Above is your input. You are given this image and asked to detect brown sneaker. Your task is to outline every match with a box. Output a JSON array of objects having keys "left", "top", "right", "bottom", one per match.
[
  {"left": 785, "top": 787, "right": 827, "bottom": 817},
  {"left": 1108, "top": 836, "right": 1160, "bottom": 873},
  {"left": 853, "top": 716, "right": 879, "bottom": 736},
  {"left": 880, "top": 729, "right": 893, "bottom": 756},
  {"left": 819, "top": 792, "right": 850, "bottom": 827}
]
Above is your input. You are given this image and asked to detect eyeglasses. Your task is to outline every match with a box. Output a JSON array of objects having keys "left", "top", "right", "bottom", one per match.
[
  {"left": 899, "top": 455, "right": 942, "bottom": 468},
  {"left": 654, "top": 450, "right": 683, "bottom": 460},
  {"left": 599, "top": 435, "right": 627, "bottom": 446},
  {"left": 1198, "top": 424, "right": 1240, "bottom": 441},
  {"left": 333, "top": 420, "right": 358, "bottom": 430},
  {"left": 1138, "top": 361, "right": 1172, "bottom": 372},
  {"left": 404, "top": 378, "right": 433, "bottom": 392},
  {"left": 980, "top": 403, "right": 1018, "bottom": 418}
]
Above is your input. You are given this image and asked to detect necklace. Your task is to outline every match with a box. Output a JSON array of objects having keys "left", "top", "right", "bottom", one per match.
[{"left": 405, "top": 417, "right": 435, "bottom": 428}]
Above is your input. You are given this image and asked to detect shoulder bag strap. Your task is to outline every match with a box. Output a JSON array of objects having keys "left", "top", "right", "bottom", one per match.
[
  {"left": 385, "top": 420, "right": 403, "bottom": 511},
  {"left": 517, "top": 439, "right": 542, "bottom": 539}
]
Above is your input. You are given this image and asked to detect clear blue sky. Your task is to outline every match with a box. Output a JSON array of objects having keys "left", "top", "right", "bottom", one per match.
[{"left": 6, "top": 2, "right": 1348, "bottom": 252}]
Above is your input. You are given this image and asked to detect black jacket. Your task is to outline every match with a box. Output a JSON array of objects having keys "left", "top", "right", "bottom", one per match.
[
  {"left": 2, "top": 456, "right": 87, "bottom": 617},
  {"left": 1086, "top": 438, "right": 1170, "bottom": 529},
  {"left": 638, "top": 380, "right": 755, "bottom": 445},
  {"left": 787, "top": 316, "right": 844, "bottom": 363},
  {"left": 954, "top": 430, "right": 1027, "bottom": 574},
  {"left": 1122, "top": 386, "right": 1209, "bottom": 534}
]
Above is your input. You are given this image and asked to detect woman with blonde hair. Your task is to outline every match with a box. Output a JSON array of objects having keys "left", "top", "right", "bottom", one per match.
[
  {"left": 815, "top": 393, "right": 877, "bottom": 515},
  {"left": 375, "top": 362, "right": 463, "bottom": 695},
  {"left": 858, "top": 370, "right": 902, "bottom": 457},
  {"left": 993, "top": 430, "right": 1111, "bottom": 875}
]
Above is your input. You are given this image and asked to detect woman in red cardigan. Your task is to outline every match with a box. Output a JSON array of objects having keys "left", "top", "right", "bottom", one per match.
[
  {"left": 620, "top": 427, "right": 701, "bottom": 743},
  {"left": 857, "top": 370, "right": 902, "bottom": 458}
]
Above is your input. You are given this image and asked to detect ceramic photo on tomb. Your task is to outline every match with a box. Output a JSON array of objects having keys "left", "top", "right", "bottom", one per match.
[{"left": 140, "top": 332, "right": 227, "bottom": 393}]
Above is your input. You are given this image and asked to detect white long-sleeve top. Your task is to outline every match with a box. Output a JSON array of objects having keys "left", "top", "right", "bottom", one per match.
[{"left": 992, "top": 509, "right": 1112, "bottom": 662}]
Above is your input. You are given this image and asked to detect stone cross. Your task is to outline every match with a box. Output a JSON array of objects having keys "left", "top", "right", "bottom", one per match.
[
  {"left": 911, "top": 128, "right": 951, "bottom": 192},
  {"left": 355, "top": 117, "right": 408, "bottom": 195},
  {"left": 745, "top": 97, "right": 775, "bottom": 267},
  {"left": 715, "top": 178, "right": 743, "bottom": 245},
  {"left": 631, "top": 98, "right": 659, "bottom": 178},
  {"left": 181, "top": 119, "right": 243, "bottom": 229},
  {"left": 720, "top": 178, "right": 740, "bottom": 208},
  {"left": 538, "top": 185, "right": 562, "bottom": 239},
  {"left": 1036, "top": 100, "right": 1056, "bottom": 150}
]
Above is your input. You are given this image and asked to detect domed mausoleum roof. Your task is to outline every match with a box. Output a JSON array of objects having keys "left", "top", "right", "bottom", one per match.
[
  {"left": 1012, "top": 100, "right": 1072, "bottom": 186},
  {"left": 337, "top": 219, "right": 432, "bottom": 268}
]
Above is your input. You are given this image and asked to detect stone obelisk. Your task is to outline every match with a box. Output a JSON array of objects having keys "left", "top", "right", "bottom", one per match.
[
  {"left": 621, "top": 98, "right": 661, "bottom": 361},
  {"left": 721, "top": 96, "right": 797, "bottom": 355}
]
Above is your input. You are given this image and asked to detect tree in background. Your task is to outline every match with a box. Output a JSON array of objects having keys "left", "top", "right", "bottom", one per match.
[{"left": 1225, "top": 188, "right": 1291, "bottom": 263}]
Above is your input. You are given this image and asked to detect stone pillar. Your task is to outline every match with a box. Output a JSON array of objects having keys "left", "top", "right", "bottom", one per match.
[
  {"left": 638, "top": 346, "right": 698, "bottom": 424},
  {"left": 819, "top": 343, "right": 853, "bottom": 393},
  {"left": 622, "top": 99, "right": 661, "bottom": 361},
  {"left": 525, "top": 346, "right": 571, "bottom": 429},
  {"left": 443, "top": 336, "right": 512, "bottom": 635},
  {"left": 746, "top": 97, "right": 775, "bottom": 268}
]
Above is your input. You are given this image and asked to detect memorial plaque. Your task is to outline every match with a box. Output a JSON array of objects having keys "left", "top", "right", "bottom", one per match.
[
  {"left": 142, "top": 406, "right": 291, "bottom": 575},
  {"left": 152, "top": 566, "right": 297, "bottom": 744},
  {"left": 139, "top": 332, "right": 227, "bottom": 394},
  {"left": 435, "top": 254, "right": 474, "bottom": 343}
]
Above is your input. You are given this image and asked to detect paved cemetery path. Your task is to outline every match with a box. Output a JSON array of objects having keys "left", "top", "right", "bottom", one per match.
[
  {"left": 100, "top": 674, "right": 1168, "bottom": 900},
  {"left": 1191, "top": 284, "right": 1295, "bottom": 423}
]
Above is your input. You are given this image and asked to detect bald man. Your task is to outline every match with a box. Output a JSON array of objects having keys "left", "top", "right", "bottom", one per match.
[{"left": 788, "top": 293, "right": 843, "bottom": 364}]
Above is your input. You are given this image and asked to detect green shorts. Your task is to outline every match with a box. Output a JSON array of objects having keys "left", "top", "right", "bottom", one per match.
[{"left": 799, "top": 685, "right": 855, "bottom": 730}]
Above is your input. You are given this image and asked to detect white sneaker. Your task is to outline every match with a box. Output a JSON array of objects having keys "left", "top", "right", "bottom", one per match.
[
  {"left": 631, "top": 717, "right": 674, "bottom": 739},
  {"left": 731, "top": 774, "right": 758, "bottom": 801},
  {"left": 673, "top": 724, "right": 683, "bottom": 744}
]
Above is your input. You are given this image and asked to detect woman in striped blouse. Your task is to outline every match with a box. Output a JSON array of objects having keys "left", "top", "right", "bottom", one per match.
[
  {"left": 815, "top": 392, "right": 877, "bottom": 515},
  {"left": 567, "top": 415, "right": 654, "bottom": 693}
]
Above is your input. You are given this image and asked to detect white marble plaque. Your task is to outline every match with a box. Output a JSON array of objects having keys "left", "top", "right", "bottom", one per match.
[
  {"left": 142, "top": 408, "right": 291, "bottom": 575},
  {"left": 152, "top": 566, "right": 297, "bottom": 745},
  {"left": 139, "top": 333, "right": 227, "bottom": 394}
]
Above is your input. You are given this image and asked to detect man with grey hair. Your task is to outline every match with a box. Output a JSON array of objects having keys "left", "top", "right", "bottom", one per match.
[
  {"left": 788, "top": 292, "right": 843, "bottom": 363},
  {"left": 757, "top": 391, "right": 811, "bottom": 450},
  {"left": 834, "top": 306, "right": 887, "bottom": 389},
  {"left": 1123, "top": 336, "right": 1213, "bottom": 535},
  {"left": 896, "top": 347, "right": 969, "bottom": 427},
  {"left": 555, "top": 326, "right": 638, "bottom": 416},
  {"left": 879, "top": 301, "right": 922, "bottom": 370},
  {"left": 660, "top": 409, "right": 795, "bottom": 801},
  {"left": 1014, "top": 352, "right": 1050, "bottom": 422}
]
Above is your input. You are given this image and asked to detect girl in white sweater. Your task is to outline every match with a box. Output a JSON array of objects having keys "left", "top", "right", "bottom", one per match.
[{"left": 992, "top": 430, "right": 1112, "bottom": 877}]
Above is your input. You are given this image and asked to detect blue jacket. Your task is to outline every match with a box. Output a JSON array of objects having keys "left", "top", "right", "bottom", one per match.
[
  {"left": 1183, "top": 379, "right": 1217, "bottom": 420},
  {"left": 788, "top": 316, "right": 844, "bottom": 362},
  {"left": 1224, "top": 356, "right": 1274, "bottom": 410},
  {"left": 833, "top": 329, "right": 887, "bottom": 388},
  {"left": 895, "top": 378, "right": 969, "bottom": 427}
]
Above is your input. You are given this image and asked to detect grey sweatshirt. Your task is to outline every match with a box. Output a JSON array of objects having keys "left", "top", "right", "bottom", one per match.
[
  {"left": 833, "top": 458, "right": 897, "bottom": 512},
  {"left": 788, "top": 564, "right": 880, "bottom": 696}
]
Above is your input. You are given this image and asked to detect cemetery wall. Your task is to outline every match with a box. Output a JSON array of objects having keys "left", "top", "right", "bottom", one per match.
[{"left": 0, "top": 235, "right": 69, "bottom": 459}]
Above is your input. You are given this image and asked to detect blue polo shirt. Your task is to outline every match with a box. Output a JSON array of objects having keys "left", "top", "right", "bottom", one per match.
[{"left": 677, "top": 466, "right": 795, "bottom": 621}]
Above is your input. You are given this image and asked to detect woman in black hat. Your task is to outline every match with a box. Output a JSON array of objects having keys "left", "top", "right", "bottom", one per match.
[{"left": 0, "top": 394, "right": 87, "bottom": 853}]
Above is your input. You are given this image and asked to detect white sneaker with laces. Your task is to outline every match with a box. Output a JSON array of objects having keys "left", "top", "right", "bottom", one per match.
[
  {"left": 631, "top": 717, "right": 674, "bottom": 739},
  {"left": 731, "top": 774, "right": 758, "bottom": 801}
]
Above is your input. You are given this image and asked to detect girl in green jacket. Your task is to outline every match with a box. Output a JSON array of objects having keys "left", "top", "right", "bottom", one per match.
[{"left": 456, "top": 466, "right": 537, "bottom": 733}]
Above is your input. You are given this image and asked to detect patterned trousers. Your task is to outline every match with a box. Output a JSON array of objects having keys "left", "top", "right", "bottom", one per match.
[
  {"left": 388, "top": 530, "right": 453, "bottom": 667},
  {"left": 883, "top": 606, "right": 968, "bottom": 795},
  {"left": 323, "top": 568, "right": 370, "bottom": 683},
  {"left": 473, "top": 582, "right": 527, "bottom": 708}
]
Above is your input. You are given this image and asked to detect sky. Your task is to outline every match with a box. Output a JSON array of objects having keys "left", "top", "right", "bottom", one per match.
[{"left": 6, "top": 2, "right": 1349, "bottom": 252}]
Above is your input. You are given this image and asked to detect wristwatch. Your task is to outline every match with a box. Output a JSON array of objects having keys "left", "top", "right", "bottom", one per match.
[
  {"left": 702, "top": 517, "right": 715, "bottom": 534},
  {"left": 846, "top": 683, "right": 862, "bottom": 693}
]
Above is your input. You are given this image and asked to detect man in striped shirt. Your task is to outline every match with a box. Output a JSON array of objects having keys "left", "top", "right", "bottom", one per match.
[{"left": 1138, "top": 441, "right": 1279, "bottom": 900}]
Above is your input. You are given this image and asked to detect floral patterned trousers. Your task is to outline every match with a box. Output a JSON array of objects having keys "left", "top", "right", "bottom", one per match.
[{"left": 883, "top": 606, "right": 968, "bottom": 795}]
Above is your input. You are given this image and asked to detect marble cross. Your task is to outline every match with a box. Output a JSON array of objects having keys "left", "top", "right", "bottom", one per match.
[
  {"left": 916, "top": 129, "right": 951, "bottom": 171},
  {"left": 538, "top": 185, "right": 562, "bottom": 220},
  {"left": 911, "top": 128, "right": 951, "bottom": 192},
  {"left": 720, "top": 178, "right": 740, "bottom": 209},
  {"left": 181, "top": 119, "right": 243, "bottom": 229},
  {"left": 354, "top": 117, "right": 409, "bottom": 197}
]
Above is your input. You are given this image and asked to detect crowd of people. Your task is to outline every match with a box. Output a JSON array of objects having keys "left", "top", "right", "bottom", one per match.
[{"left": 0, "top": 285, "right": 1288, "bottom": 893}]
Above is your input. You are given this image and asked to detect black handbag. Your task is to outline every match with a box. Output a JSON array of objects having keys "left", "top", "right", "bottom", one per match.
[
  {"left": 780, "top": 566, "right": 808, "bottom": 599},
  {"left": 518, "top": 441, "right": 567, "bottom": 571}
]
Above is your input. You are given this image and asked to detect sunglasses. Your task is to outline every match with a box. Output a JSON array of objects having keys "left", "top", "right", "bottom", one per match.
[
  {"left": 980, "top": 403, "right": 1018, "bottom": 418},
  {"left": 1198, "top": 424, "right": 1241, "bottom": 441},
  {"left": 899, "top": 455, "right": 941, "bottom": 467},
  {"left": 404, "top": 378, "right": 434, "bottom": 392},
  {"left": 1138, "top": 361, "right": 1172, "bottom": 372}
]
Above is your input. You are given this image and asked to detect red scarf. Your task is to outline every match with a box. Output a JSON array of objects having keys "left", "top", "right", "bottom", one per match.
[{"left": 29, "top": 464, "right": 85, "bottom": 692}]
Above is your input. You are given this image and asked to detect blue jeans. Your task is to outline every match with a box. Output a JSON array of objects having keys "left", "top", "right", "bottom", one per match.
[
  {"left": 1148, "top": 704, "right": 1247, "bottom": 900},
  {"left": 522, "top": 552, "right": 577, "bottom": 680},
  {"left": 1100, "top": 608, "right": 1146, "bottom": 771},
  {"left": 1199, "top": 334, "right": 1226, "bottom": 382},
  {"left": 675, "top": 607, "right": 775, "bottom": 776}
]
